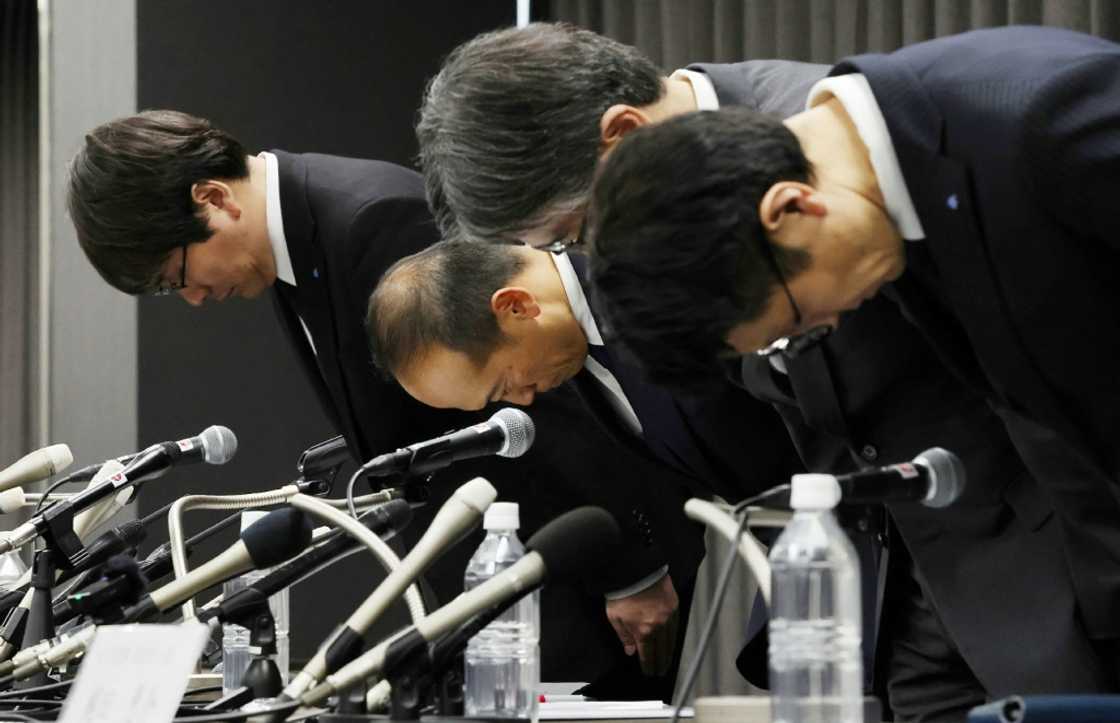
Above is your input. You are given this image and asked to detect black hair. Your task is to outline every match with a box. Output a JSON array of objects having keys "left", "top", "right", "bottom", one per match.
[
  {"left": 587, "top": 107, "right": 812, "bottom": 391},
  {"left": 67, "top": 110, "right": 249, "bottom": 294}
]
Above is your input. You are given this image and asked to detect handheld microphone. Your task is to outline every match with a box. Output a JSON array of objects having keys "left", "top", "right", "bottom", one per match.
[
  {"left": 0, "top": 445, "right": 73, "bottom": 492},
  {"left": 837, "top": 447, "right": 965, "bottom": 508},
  {"left": 0, "top": 426, "right": 238, "bottom": 558},
  {"left": 361, "top": 409, "right": 535, "bottom": 477},
  {"left": 284, "top": 477, "right": 497, "bottom": 698},
  {"left": 199, "top": 500, "right": 412, "bottom": 626},
  {"left": 302, "top": 506, "right": 621, "bottom": 704},
  {"left": 122, "top": 507, "right": 312, "bottom": 622}
]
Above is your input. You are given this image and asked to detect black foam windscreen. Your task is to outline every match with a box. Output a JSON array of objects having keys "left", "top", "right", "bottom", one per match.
[
  {"left": 526, "top": 506, "right": 621, "bottom": 583},
  {"left": 242, "top": 508, "right": 314, "bottom": 568}
]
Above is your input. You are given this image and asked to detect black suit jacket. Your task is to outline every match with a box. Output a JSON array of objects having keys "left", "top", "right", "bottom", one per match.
[
  {"left": 567, "top": 252, "right": 801, "bottom": 503},
  {"left": 692, "top": 60, "right": 1112, "bottom": 694},
  {"left": 833, "top": 26, "right": 1120, "bottom": 643},
  {"left": 265, "top": 152, "right": 704, "bottom": 681}
]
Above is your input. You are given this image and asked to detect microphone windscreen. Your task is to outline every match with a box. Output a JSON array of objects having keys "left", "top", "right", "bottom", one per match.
[
  {"left": 200, "top": 425, "right": 238, "bottom": 465},
  {"left": 362, "top": 499, "right": 412, "bottom": 540},
  {"left": 491, "top": 408, "right": 535, "bottom": 458},
  {"left": 526, "top": 506, "right": 621, "bottom": 583},
  {"left": 0, "top": 488, "right": 25, "bottom": 514},
  {"left": 46, "top": 444, "right": 74, "bottom": 474},
  {"left": 242, "top": 508, "right": 314, "bottom": 568},
  {"left": 915, "top": 447, "right": 965, "bottom": 508}
]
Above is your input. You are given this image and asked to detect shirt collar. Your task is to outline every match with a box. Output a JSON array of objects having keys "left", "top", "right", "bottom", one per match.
[
  {"left": 259, "top": 151, "right": 297, "bottom": 286},
  {"left": 806, "top": 74, "right": 925, "bottom": 241},
  {"left": 670, "top": 68, "right": 721, "bottom": 111},
  {"left": 551, "top": 252, "right": 603, "bottom": 346}
]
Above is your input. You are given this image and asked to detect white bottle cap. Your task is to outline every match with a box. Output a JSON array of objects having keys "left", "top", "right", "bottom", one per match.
[
  {"left": 483, "top": 501, "right": 520, "bottom": 531},
  {"left": 789, "top": 473, "right": 842, "bottom": 510},
  {"left": 240, "top": 509, "right": 268, "bottom": 533}
]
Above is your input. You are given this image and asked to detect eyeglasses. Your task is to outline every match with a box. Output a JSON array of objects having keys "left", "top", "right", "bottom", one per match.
[
  {"left": 539, "top": 218, "right": 588, "bottom": 254},
  {"left": 754, "top": 237, "right": 832, "bottom": 359},
  {"left": 153, "top": 244, "right": 188, "bottom": 297}
]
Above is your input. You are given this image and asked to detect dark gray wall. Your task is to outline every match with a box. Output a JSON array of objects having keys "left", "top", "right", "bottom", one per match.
[{"left": 136, "top": 0, "right": 516, "bottom": 663}]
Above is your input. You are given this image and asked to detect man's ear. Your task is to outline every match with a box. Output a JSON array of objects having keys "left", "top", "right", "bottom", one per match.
[
  {"left": 758, "top": 181, "right": 826, "bottom": 236},
  {"left": 190, "top": 180, "right": 242, "bottom": 221},
  {"left": 599, "top": 105, "right": 652, "bottom": 157},
  {"left": 491, "top": 287, "right": 542, "bottom": 329}
]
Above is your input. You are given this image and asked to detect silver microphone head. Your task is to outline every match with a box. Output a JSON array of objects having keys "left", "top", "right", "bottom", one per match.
[
  {"left": 490, "top": 408, "right": 535, "bottom": 459},
  {"left": 199, "top": 425, "right": 238, "bottom": 465},
  {"left": 914, "top": 447, "right": 965, "bottom": 508}
]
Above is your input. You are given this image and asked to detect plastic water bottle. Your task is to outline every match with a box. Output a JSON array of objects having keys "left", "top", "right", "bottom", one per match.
[
  {"left": 769, "top": 473, "right": 863, "bottom": 723},
  {"left": 221, "top": 510, "right": 290, "bottom": 695},
  {"left": 464, "top": 502, "right": 540, "bottom": 720},
  {"left": 0, "top": 536, "right": 27, "bottom": 593}
]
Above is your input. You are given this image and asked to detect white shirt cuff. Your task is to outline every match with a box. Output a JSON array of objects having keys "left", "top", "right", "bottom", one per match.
[{"left": 604, "top": 566, "right": 669, "bottom": 600}]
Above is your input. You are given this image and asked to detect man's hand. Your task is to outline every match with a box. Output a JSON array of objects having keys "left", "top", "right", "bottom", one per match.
[{"left": 605, "top": 573, "right": 679, "bottom": 676}]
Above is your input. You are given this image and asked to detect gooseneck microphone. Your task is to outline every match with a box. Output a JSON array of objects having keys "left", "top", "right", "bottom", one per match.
[
  {"left": 198, "top": 500, "right": 412, "bottom": 626},
  {"left": 0, "top": 445, "right": 74, "bottom": 493},
  {"left": 361, "top": 408, "right": 535, "bottom": 477},
  {"left": 0, "top": 426, "right": 238, "bottom": 558},
  {"left": 301, "top": 506, "right": 622, "bottom": 705},
  {"left": 122, "top": 507, "right": 313, "bottom": 622},
  {"left": 837, "top": 447, "right": 965, "bottom": 508}
]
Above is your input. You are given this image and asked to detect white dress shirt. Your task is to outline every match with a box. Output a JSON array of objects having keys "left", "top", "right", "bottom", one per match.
[
  {"left": 670, "top": 68, "right": 721, "bottom": 110},
  {"left": 259, "top": 151, "right": 317, "bottom": 355}
]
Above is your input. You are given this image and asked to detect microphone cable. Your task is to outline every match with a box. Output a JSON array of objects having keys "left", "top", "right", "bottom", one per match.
[{"left": 671, "top": 482, "right": 791, "bottom": 723}]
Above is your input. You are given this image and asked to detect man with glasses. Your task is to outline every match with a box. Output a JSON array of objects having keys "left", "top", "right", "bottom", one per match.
[
  {"left": 414, "top": 22, "right": 1116, "bottom": 720},
  {"left": 65, "top": 109, "right": 715, "bottom": 699}
]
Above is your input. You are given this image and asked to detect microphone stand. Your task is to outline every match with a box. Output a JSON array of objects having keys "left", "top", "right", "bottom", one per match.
[{"left": 16, "top": 550, "right": 56, "bottom": 688}]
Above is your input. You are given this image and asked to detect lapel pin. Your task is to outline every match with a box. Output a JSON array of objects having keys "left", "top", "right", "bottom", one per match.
[
  {"left": 946, "top": 194, "right": 959, "bottom": 210},
  {"left": 312, "top": 268, "right": 320, "bottom": 279}
]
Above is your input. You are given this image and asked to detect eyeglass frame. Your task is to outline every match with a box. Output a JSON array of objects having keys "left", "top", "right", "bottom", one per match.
[
  {"left": 753, "top": 236, "right": 832, "bottom": 359},
  {"left": 152, "top": 243, "right": 188, "bottom": 297}
]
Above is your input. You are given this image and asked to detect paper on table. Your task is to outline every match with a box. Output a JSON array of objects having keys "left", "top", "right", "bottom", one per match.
[
  {"left": 58, "top": 623, "right": 210, "bottom": 723},
  {"left": 540, "top": 700, "right": 695, "bottom": 720}
]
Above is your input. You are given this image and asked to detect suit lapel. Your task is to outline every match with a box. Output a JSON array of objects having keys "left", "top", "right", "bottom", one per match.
[{"left": 273, "top": 150, "right": 364, "bottom": 453}]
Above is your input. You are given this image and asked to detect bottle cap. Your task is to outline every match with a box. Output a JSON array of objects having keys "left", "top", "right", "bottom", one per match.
[
  {"left": 789, "top": 473, "right": 841, "bottom": 510},
  {"left": 483, "top": 501, "right": 520, "bottom": 531},
  {"left": 240, "top": 509, "right": 268, "bottom": 533}
]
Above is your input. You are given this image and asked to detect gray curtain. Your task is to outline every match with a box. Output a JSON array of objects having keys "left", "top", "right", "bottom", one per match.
[
  {"left": 550, "top": 0, "right": 1120, "bottom": 67},
  {"left": 0, "top": 0, "right": 39, "bottom": 465}
]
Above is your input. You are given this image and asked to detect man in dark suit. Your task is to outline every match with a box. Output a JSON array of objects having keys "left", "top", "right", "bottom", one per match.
[
  {"left": 585, "top": 24, "right": 1120, "bottom": 709},
  {"left": 65, "top": 110, "right": 708, "bottom": 698},
  {"left": 417, "top": 22, "right": 1118, "bottom": 719}
]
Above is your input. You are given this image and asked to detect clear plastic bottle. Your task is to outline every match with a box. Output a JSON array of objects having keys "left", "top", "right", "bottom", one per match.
[
  {"left": 769, "top": 473, "right": 863, "bottom": 723},
  {"left": 0, "top": 536, "right": 27, "bottom": 593},
  {"left": 464, "top": 502, "right": 540, "bottom": 720},
  {"left": 220, "top": 511, "right": 290, "bottom": 695}
]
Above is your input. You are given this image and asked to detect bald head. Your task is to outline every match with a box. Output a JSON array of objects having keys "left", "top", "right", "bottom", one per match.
[{"left": 367, "top": 240, "right": 528, "bottom": 378}]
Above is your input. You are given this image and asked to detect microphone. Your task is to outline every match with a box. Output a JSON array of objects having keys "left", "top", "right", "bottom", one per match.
[
  {"left": 836, "top": 447, "right": 965, "bottom": 508},
  {"left": 122, "top": 507, "right": 312, "bottom": 622},
  {"left": 361, "top": 409, "right": 535, "bottom": 477},
  {"left": 301, "top": 506, "right": 621, "bottom": 705},
  {"left": 284, "top": 477, "right": 497, "bottom": 698},
  {"left": 0, "top": 426, "right": 238, "bottom": 559},
  {"left": 198, "top": 500, "right": 412, "bottom": 626},
  {"left": 0, "top": 445, "right": 73, "bottom": 492}
]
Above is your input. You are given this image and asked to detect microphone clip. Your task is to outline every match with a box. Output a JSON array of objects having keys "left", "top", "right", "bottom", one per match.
[{"left": 39, "top": 503, "right": 86, "bottom": 569}]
